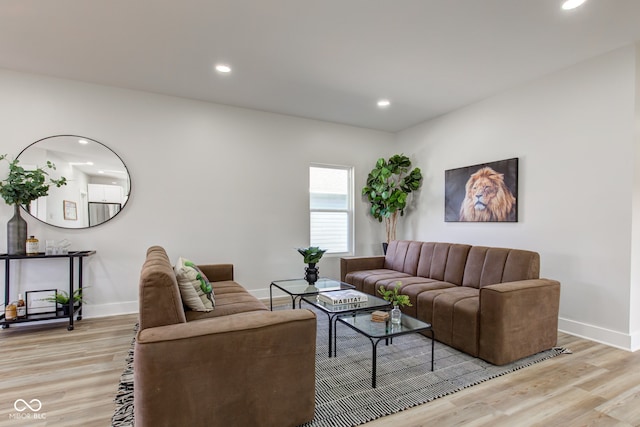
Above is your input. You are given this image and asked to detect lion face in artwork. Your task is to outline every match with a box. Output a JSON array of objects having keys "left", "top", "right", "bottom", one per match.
[{"left": 459, "top": 167, "right": 516, "bottom": 222}]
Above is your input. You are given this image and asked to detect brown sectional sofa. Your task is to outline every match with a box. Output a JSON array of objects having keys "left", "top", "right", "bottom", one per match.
[
  {"left": 134, "top": 246, "right": 317, "bottom": 427},
  {"left": 341, "top": 240, "right": 560, "bottom": 365}
]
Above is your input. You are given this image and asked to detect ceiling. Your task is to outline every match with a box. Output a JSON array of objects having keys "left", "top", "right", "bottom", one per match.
[{"left": 1, "top": 1, "right": 640, "bottom": 133}]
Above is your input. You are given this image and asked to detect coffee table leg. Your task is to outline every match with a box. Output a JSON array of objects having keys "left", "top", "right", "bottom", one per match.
[
  {"left": 270, "top": 284, "right": 273, "bottom": 310},
  {"left": 372, "top": 339, "right": 381, "bottom": 388},
  {"left": 327, "top": 313, "right": 335, "bottom": 357},
  {"left": 332, "top": 315, "right": 345, "bottom": 357},
  {"left": 430, "top": 329, "right": 434, "bottom": 371}
]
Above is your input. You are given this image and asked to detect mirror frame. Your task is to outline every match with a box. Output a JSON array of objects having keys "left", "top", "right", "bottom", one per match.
[{"left": 16, "top": 134, "right": 131, "bottom": 229}]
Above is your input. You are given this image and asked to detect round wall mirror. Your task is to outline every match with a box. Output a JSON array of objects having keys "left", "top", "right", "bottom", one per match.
[{"left": 17, "top": 135, "right": 131, "bottom": 229}]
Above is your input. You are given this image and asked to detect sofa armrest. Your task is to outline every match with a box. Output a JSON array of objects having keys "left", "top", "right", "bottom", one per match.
[
  {"left": 135, "top": 309, "right": 317, "bottom": 427},
  {"left": 479, "top": 278, "right": 560, "bottom": 365},
  {"left": 340, "top": 256, "right": 386, "bottom": 282},
  {"left": 197, "top": 263, "right": 233, "bottom": 282}
]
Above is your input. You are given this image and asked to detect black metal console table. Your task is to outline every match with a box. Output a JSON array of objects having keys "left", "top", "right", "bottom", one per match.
[{"left": 1, "top": 250, "right": 96, "bottom": 331}]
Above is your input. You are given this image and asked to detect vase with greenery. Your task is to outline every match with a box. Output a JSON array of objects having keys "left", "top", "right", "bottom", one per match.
[
  {"left": 45, "top": 289, "right": 84, "bottom": 315},
  {"left": 362, "top": 154, "right": 423, "bottom": 246},
  {"left": 0, "top": 154, "right": 67, "bottom": 255},
  {"left": 297, "top": 246, "right": 327, "bottom": 284},
  {"left": 378, "top": 282, "right": 412, "bottom": 324}
]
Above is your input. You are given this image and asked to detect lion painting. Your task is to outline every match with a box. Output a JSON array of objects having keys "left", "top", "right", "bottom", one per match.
[{"left": 459, "top": 167, "right": 516, "bottom": 222}]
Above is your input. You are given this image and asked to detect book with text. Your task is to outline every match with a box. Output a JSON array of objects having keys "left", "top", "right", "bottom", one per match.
[{"left": 318, "top": 290, "right": 368, "bottom": 305}]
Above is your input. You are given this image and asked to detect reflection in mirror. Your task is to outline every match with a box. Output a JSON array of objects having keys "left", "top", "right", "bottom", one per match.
[{"left": 17, "top": 135, "right": 131, "bottom": 229}]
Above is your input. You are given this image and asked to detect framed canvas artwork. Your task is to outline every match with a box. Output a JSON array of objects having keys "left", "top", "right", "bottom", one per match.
[{"left": 445, "top": 158, "right": 518, "bottom": 222}]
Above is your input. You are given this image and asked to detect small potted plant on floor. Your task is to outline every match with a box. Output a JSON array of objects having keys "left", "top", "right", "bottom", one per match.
[
  {"left": 45, "top": 289, "right": 84, "bottom": 315},
  {"left": 297, "top": 246, "right": 327, "bottom": 285},
  {"left": 378, "top": 282, "right": 412, "bottom": 324}
]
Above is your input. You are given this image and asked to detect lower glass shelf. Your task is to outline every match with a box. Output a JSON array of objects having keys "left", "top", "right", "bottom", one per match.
[{"left": 1, "top": 307, "right": 81, "bottom": 325}]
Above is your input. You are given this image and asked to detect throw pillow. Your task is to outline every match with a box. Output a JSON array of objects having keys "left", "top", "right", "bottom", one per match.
[{"left": 174, "top": 257, "right": 215, "bottom": 311}]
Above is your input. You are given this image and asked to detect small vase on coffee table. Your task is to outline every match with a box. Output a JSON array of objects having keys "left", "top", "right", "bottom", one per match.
[{"left": 391, "top": 303, "right": 401, "bottom": 325}]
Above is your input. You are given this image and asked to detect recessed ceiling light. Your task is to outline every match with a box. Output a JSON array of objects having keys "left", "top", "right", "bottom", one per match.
[
  {"left": 98, "top": 170, "right": 105, "bottom": 174},
  {"left": 78, "top": 139, "right": 88, "bottom": 144},
  {"left": 562, "top": 0, "right": 587, "bottom": 10},
  {"left": 215, "top": 64, "right": 232, "bottom": 73},
  {"left": 377, "top": 99, "right": 391, "bottom": 108}
]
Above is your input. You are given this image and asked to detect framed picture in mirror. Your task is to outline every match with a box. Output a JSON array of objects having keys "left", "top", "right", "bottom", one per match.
[{"left": 63, "top": 200, "right": 77, "bottom": 220}]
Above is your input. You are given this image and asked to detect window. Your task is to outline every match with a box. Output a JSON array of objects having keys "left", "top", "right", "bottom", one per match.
[{"left": 309, "top": 164, "right": 353, "bottom": 255}]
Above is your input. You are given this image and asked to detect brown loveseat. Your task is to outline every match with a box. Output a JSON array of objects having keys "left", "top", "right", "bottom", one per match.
[
  {"left": 134, "top": 246, "right": 317, "bottom": 427},
  {"left": 341, "top": 240, "right": 560, "bottom": 365}
]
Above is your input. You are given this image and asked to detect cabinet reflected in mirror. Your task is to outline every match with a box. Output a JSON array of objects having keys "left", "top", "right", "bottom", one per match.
[{"left": 17, "top": 135, "right": 131, "bottom": 229}]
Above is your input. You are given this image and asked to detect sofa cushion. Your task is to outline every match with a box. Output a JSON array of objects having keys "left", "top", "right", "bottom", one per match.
[
  {"left": 462, "top": 246, "right": 540, "bottom": 288},
  {"left": 175, "top": 257, "right": 215, "bottom": 311},
  {"left": 431, "top": 287, "right": 480, "bottom": 355},
  {"left": 344, "top": 269, "right": 408, "bottom": 292},
  {"left": 361, "top": 271, "right": 411, "bottom": 295},
  {"left": 393, "top": 280, "right": 457, "bottom": 318},
  {"left": 185, "top": 287, "right": 268, "bottom": 321},
  {"left": 212, "top": 280, "right": 252, "bottom": 295}
]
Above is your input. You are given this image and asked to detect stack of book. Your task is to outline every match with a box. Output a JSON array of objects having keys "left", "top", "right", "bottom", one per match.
[
  {"left": 371, "top": 310, "right": 389, "bottom": 322},
  {"left": 317, "top": 290, "right": 368, "bottom": 305}
]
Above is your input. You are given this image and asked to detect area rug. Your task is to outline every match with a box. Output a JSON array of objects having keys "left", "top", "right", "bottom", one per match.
[{"left": 112, "top": 308, "right": 568, "bottom": 427}]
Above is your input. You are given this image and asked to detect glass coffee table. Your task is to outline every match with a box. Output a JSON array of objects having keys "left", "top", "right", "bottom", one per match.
[
  {"left": 269, "top": 278, "right": 354, "bottom": 310},
  {"left": 336, "top": 312, "right": 434, "bottom": 388},
  {"left": 302, "top": 290, "right": 390, "bottom": 357}
]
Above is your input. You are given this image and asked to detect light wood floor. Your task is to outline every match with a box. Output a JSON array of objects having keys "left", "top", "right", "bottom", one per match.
[{"left": 1, "top": 315, "right": 639, "bottom": 427}]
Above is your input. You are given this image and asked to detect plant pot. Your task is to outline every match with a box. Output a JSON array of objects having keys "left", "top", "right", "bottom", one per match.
[
  {"left": 60, "top": 304, "right": 79, "bottom": 316},
  {"left": 7, "top": 205, "right": 27, "bottom": 255},
  {"left": 305, "top": 263, "right": 319, "bottom": 285}
]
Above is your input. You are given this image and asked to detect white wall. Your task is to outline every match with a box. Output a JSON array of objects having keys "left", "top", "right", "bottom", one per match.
[
  {"left": 396, "top": 45, "right": 639, "bottom": 350},
  {"left": 0, "top": 69, "right": 392, "bottom": 317}
]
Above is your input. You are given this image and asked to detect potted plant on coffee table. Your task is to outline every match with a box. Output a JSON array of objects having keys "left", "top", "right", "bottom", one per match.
[
  {"left": 297, "top": 246, "right": 327, "bottom": 285},
  {"left": 378, "top": 282, "right": 412, "bottom": 324},
  {"left": 0, "top": 154, "right": 67, "bottom": 255}
]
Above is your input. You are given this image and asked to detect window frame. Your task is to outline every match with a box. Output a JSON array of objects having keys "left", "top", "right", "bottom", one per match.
[{"left": 309, "top": 163, "right": 354, "bottom": 257}]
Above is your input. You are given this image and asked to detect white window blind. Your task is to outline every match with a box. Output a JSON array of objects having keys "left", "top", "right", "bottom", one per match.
[{"left": 310, "top": 165, "right": 353, "bottom": 255}]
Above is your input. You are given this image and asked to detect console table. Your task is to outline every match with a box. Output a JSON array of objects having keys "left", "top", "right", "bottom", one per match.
[{"left": 0, "top": 250, "right": 96, "bottom": 331}]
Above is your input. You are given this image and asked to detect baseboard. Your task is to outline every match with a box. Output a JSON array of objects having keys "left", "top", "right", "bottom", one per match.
[
  {"left": 631, "top": 331, "right": 640, "bottom": 352},
  {"left": 559, "top": 317, "right": 638, "bottom": 351},
  {"left": 75, "top": 289, "right": 288, "bottom": 319},
  {"left": 252, "top": 286, "right": 299, "bottom": 304},
  {"left": 82, "top": 290, "right": 285, "bottom": 318},
  {"left": 82, "top": 301, "right": 138, "bottom": 318}
]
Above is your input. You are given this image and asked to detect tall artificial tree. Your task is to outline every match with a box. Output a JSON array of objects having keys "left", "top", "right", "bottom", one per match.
[{"left": 362, "top": 154, "right": 423, "bottom": 244}]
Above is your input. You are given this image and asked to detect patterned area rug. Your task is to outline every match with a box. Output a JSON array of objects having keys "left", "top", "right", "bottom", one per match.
[{"left": 112, "top": 308, "right": 568, "bottom": 427}]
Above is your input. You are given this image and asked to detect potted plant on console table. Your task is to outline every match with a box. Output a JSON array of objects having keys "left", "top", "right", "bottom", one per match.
[
  {"left": 378, "top": 282, "right": 412, "bottom": 324},
  {"left": 45, "top": 289, "right": 84, "bottom": 316},
  {"left": 0, "top": 154, "right": 66, "bottom": 255}
]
